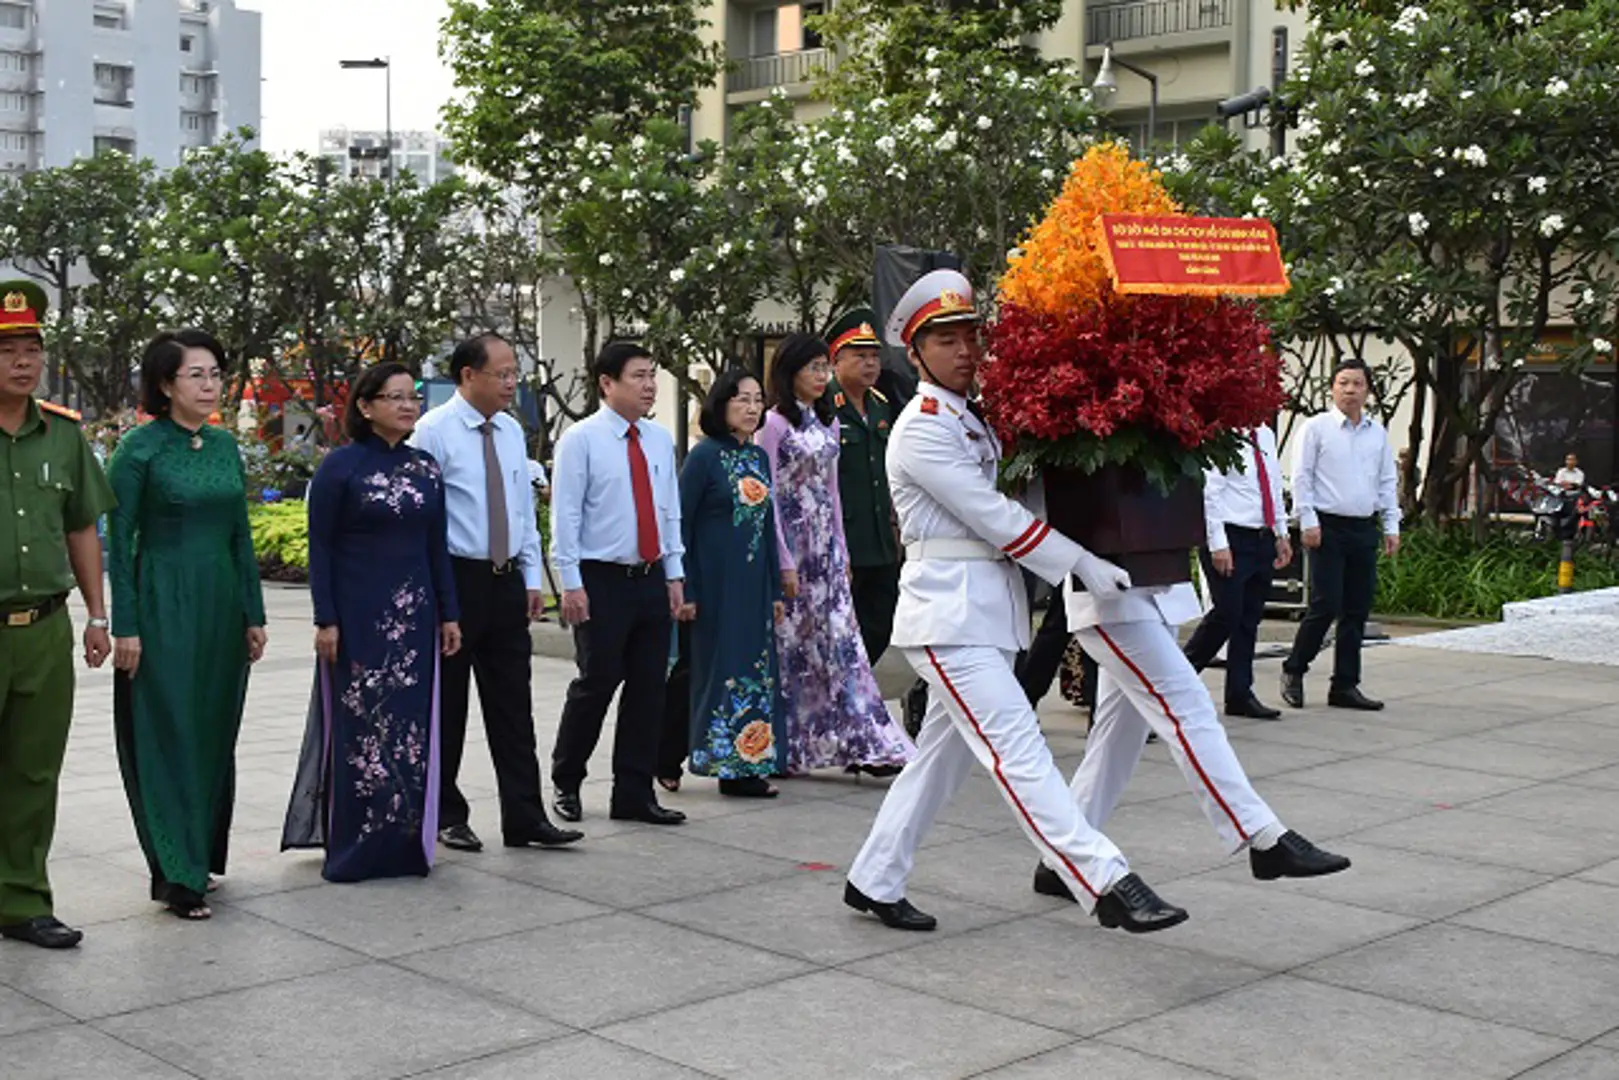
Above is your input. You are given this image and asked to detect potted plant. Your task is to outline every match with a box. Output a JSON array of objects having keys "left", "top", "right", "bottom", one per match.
[{"left": 982, "top": 143, "right": 1285, "bottom": 585}]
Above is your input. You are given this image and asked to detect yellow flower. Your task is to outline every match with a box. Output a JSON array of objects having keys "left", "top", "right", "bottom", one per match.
[{"left": 998, "top": 142, "right": 1181, "bottom": 316}]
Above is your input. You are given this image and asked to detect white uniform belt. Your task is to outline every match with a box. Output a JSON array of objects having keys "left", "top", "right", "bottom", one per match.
[{"left": 904, "top": 538, "right": 1005, "bottom": 562}]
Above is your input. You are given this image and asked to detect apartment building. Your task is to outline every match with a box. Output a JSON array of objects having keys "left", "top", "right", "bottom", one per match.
[
  {"left": 317, "top": 128, "right": 458, "bottom": 185},
  {"left": 692, "top": 0, "right": 1310, "bottom": 154},
  {"left": 0, "top": 0, "right": 261, "bottom": 173}
]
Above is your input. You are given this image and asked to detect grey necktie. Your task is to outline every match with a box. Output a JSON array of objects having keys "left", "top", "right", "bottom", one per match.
[{"left": 479, "top": 421, "right": 510, "bottom": 565}]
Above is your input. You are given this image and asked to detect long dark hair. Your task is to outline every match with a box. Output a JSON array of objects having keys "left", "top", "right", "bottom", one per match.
[
  {"left": 769, "top": 333, "right": 834, "bottom": 428},
  {"left": 699, "top": 368, "right": 761, "bottom": 441},
  {"left": 344, "top": 362, "right": 414, "bottom": 441}
]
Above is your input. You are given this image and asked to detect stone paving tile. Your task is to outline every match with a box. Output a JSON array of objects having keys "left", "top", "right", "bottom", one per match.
[
  {"left": 1100, "top": 975, "right": 1571, "bottom": 1080},
  {"left": 94, "top": 963, "right": 565, "bottom": 1080},
  {"left": 1384, "top": 735, "right": 1614, "bottom": 781},
  {"left": 845, "top": 918, "right": 1270, "bottom": 1037},
  {"left": 399, "top": 912, "right": 813, "bottom": 1029},
  {"left": 1190, "top": 840, "right": 1548, "bottom": 919},
  {"left": 0, "top": 985, "right": 73, "bottom": 1038},
  {"left": 1452, "top": 878, "right": 1619, "bottom": 957},
  {"left": 1266, "top": 756, "right": 1536, "bottom": 806},
  {"left": 675, "top": 794, "right": 985, "bottom": 866},
  {"left": 1466, "top": 783, "right": 1619, "bottom": 828},
  {"left": 1300, "top": 924, "right": 1619, "bottom": 1040},
  {"left": 640, "top": 870, "right": 1012, "bottom": 966},
  {"left": 1513, "top": 1047, "right": 1619, "bottom": 1080},
  {"left": 414, "top": 1034, "right": 712, "bottom": 1079},
  {"left": 974, "top": 1042, "right": 1230, "bottom": 1079},
  {"left": 1488, "top": 716, "right": 1619, "bottom": 755},
  {"left": 0, "top": 1025, "right": 195, "bottom": 1079},
  {"left": 234, "top": 863, "right": 608, "bottom": 959},
  {"left": 1348, "top": 808, "right": 1619, "bottom": 875},
  {"left": 0, "top": 906, "right": 364, "bottom": 1020},
  {"left": 599, "top": 970, "right": 1071, "bottom": 1079},
  {"left": 35, "top": 853, "right": 162, "bottom": 928},
  {"left": 1046, "top": 877, "right": 1417, "bottom": 971},
  {"left": 1223, "top": 714, "right": 1442, "bottom": 756},
  {"left": 1232, "top": 779, "right": 1435, "bottom": 838}
]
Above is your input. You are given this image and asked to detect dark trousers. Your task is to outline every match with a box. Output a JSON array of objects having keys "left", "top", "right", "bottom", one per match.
[
  {"left": 850, "top": 562, "right": 901, "bottom": 665},
  {"left": 1016, "top": 595, "right": 1071, "bottom": 707},
  {"left": 440, "top": 558, "right": 548, "bottom": 834},
  {"left": 1184, "top": 526, "right": 1276, "bottom": 703},
  {"left": 551, "top": 561, "right": 672, "bottom": 803},
  {"left": 657, "top": 623, "right": 692, "bottom": 781},
  {"left": 1284, "top": 513, "right": 1380, "bottom": 690}
]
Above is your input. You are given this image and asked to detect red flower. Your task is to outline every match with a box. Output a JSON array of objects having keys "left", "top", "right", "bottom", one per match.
[{"left": 982, "top": 297, "right": 1283, "bottom": 454}]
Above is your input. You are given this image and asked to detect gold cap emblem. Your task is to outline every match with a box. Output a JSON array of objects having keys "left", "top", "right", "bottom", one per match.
[
  {"left": 940, "top": 288, "right": 970, "bottom": 311},
  {"left": 3, "top": 292, "right": 27, "bottom": 313},
  {"left": 859, "top": 322, "right": 874, "bottom": 337}
]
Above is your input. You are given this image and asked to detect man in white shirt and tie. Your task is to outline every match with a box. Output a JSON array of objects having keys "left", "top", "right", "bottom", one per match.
[
  {"left": 1184, "top": 424, "right": 1293, "bottom": 719},
  {"left": 1281, "top": 360, "right": 1400, "bottom": 711},
  {"left": 549, "top": 341, "right": 687, "bottom": 826},
  {"left": 410, "top": 333, "right": 584, "bottom": 853}
]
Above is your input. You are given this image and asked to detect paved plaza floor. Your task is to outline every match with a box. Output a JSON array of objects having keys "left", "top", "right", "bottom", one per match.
[{"left": 6, "top": 586, "right": 1619, "bottom": 1079}]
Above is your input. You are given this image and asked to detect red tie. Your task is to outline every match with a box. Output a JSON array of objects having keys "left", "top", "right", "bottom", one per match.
[
  {"left": 1251, "top": 430, "right": 1277, "bottom": 530},
  {"left": 627, "top": 425, "right": 660, "bottom": 563}
]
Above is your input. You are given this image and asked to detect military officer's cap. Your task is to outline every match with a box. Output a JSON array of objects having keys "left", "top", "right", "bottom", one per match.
[
  {"left": 827, "top": 308, "right": 882, "bottom": 358},
  {"left": 0, "top": 279, "right": 47, "bottom": 339},
  {"left": 884, "top": 269, "right": 978, "bottom": 347}
]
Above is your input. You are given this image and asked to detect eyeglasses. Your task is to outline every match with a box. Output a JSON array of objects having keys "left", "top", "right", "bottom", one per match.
[
  {"left": 480, "top": 369, "right": 521, "bottom": 385},
  {"left": 177, "top": 369, "right": 224, "bottom": 384},
  {"left": 805, "top": 362, "right": 833, "bottom": 376},
  {"left": 376, "top": 392, "right": 424, "bottom": 405}
]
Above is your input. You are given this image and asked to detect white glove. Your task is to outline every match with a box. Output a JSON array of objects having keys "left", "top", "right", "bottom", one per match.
[{"left": 1072, "top": 548, "right": 1132, "bottom": 594}]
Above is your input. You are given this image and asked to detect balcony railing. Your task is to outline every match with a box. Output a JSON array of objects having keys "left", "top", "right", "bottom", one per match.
[
  {"left": 727, "top": 47, "right": 828, "bottom": 95},
  {"left": 1086, "top": 0, "right": 1232, "bottom": 43}
]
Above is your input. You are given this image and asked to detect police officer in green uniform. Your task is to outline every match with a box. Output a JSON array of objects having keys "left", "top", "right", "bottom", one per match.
[
  {"left": 0, "top": 280, "right": 116, "bottom": 950},
  {"left": 824, "top": 308, "right": 903, "bottom": 665}
]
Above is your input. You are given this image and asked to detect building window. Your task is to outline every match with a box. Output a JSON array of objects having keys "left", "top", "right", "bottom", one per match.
[
  {"left": 181, "top": 35, "right": 194, "bottom": 52},
  {"left": 0, "top": 51, "right": 30, "bottom": 73},
  {"left": 94, "top": 62, "right": 134, "bottom": 105},
  {"left": 0, "top": 131, "right": 33, "bottom": 152},
  {"left": 94, "top": 135, "right": 135, "bottom": 155},
  {"left": 183, "top": 112, "right": 208, "bottom": 131},
  {"left": 0, "top": 5, "right": 28, "bottom": 30},
  {"left": 94, "top": 13, "right": 124, "bottom": 30},
  {"left": 0, "top": 90, "right": 25, "bottom": 111}
]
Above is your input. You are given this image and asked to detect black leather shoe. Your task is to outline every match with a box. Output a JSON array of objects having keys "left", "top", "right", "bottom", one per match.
[
  {"left": 1251, "top": 830, "right": 1352, "bottom": 880},
  {"left": 503, "top": 821, "right": 584, "bottom": 848},
  {"left": 437, "top": 823, "right": 483, "bottom": 852},
  {"left": 1226, "top": 694, "right": 1282, "bottom": 720},
  {"left": 553, "top": 790, "right": 583, "bottom": 823},
  {"left": 1094, "top": 873, "right": 1189, "bottom": 934},
  {"left": 1033, "top": 863, "right": 1078, "bottom": 903},
  {"left": 609, "top": 801, "right": 687, "bottom": 825},
  {"left": 843, "top": 881, "right": 937, "bottom": 931},
  {"left": 0, "top": 916, "right": 83, "bottom": 949},
  {"left": 1280, "top": 671, "right": 1305, "bottom": 709},
  {"left": 1327, "top": 686, "right": 1384, "bottom": 711}
]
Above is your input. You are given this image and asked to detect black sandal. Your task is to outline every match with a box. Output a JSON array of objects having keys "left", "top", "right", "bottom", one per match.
[
  {"left": 845, "top": 763, "right": 904, "bottom": 779},
  {"left": 719, "top": 777, "right": 779, "bottom": 798},
  {"left": 166, "top": 901, "right": 212, "bottom": 920},
  {"left": 657, "top": 776, "right": 681, "bottom": 794}
]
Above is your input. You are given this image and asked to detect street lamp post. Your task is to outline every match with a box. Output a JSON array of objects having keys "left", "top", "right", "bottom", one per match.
[
  {"left": 1091, "top": 44, "right": 1158, "bottom": 152},
  {"left": 338, "top": 57, "right": 392, "bottom": 179}
]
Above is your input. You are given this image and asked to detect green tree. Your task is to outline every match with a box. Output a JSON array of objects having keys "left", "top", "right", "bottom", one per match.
[
  {"left": 0, "top": 152, "right": 167, "bottom": 414},
  {"left": 439, "top": 0, "right": 723, "bottom": 192},
  {"left": 1168, "top": 0, "right": 1619, "bottom": 522}
]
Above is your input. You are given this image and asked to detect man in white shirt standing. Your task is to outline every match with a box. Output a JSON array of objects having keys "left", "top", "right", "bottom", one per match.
[
  {"left": 411, "top": 333, "right": 584, "bottom": 853},
  {"left": 1281, "top": 360, "right": 1400, "bottom": 711},
  {"left": 549, "top": 342, "right": 687, "bottom": 826},
  {"left": 1183, "top": 424, "right": 1293, "bottom": 719},
  {"left": 1553, "top": 454, "right": 1586, "bottom": 491}
]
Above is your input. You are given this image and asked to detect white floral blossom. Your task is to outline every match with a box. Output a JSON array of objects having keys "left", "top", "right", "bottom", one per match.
[
  {"left": 1459, "top": 89, "right": 1475, "bottom": 100},
  {"left": 669, "top": 267, "right": 686, "bottom": 283},
  {"left": 1593, "top": 338, "right": 1614, "bottom": 355},
  {"left": 1539, "top": 214, "right": 1566, "bottom": 237},
  {"left": 923, "top": 47, "right": 940, "bottom": 63},
  {"left": 1527, "top": 176, "right": 1548, "bottom": 195},
  {"left": 1354, "top": 59, "right": 1376, "bottom": 78},
  {"left": 599, "top": 252, "right": 615, "bottom": 267},
  {"left": 910, "top": 115, "right": 937, "bottom": 134},
  {"left": 1408, "top": 211, "right": 1430, "bottom": 237},
  {"left": 1546, "top": 76, "right": 1570, "bottom": 96},
  {"left": 1453, "top": 144, "right": 1488, "bottom": 167},
  {"left": 874, "top": 134, "right": 897, "bottom": 155},
  {"left": 1580, "top": 287, "right": 1596, "bottom": 306},
  {"left": 936, "top": 128, "right": 959, "bottom": 151},
  {"left": 1394, "top": 5, "right": 1429, "bottom": 32},
  {"left": 975, "top": 115, "right": 994, "bottom": 131},
  {"left": 1510, "top": 8, "right": 1533, "bottom": 26}
]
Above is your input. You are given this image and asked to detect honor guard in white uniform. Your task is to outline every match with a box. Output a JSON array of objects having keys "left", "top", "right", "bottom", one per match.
[
  {"left": 844, "top": 270, "right": 1190, "bottom": 934},
  {"left": 1034, "top": 486, "right": 1353, "bottom": 903}
]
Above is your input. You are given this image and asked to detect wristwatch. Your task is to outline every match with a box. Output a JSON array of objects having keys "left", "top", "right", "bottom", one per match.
[{"left": 86, "top": 617, "right": 110, "bottom": 630}]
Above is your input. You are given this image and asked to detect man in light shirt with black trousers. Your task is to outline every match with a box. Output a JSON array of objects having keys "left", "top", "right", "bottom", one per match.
[
  {"left": 1281, "top": 360, "right": 1400, "bottom": 712},
  {"left": 1184, "top": 423, "right": 1293, "bottom": 719}
]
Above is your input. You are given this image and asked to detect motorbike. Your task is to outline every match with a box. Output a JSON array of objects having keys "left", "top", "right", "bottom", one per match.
[{"left": 1529, "top": 478, "right": 1581, "bottom": 543}]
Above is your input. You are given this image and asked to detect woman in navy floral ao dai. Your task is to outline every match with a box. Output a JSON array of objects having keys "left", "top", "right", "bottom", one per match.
[{"left": 282, "top": 363, "right": 462, "bottom": 882}]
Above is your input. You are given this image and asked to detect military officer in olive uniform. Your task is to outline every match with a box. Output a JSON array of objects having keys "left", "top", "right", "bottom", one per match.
[
  {"left": 824, "top": 308, "right": 903, "bottom": 666},
  {"left": 0, "top": 281, "right": 116, "bottom": 950}
]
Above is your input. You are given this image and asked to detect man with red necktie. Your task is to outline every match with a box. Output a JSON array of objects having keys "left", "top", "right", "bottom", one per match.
[
  {"left": 549, "top": 341, "right": 688, "bottom": 826},
  {"left": 1183, "top": 423, "right": 1294, "bottom": 719}
]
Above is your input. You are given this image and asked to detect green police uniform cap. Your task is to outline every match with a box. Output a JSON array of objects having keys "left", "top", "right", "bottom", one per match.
[{"left": 828, "top": 308, "right": 882, "bottom": 357}]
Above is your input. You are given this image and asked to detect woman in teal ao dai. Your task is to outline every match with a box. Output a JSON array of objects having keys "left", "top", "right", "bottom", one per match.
[{"left": 679, "top": 370, "right": 785, "bottom": 797}]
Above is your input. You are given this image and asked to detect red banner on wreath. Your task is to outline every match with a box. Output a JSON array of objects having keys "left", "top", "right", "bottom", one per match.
[{"left": 1097, "top": 214, "right": 1290, "bottom": 297}]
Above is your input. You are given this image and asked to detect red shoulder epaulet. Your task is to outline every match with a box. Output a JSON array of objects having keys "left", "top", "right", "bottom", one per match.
[
  {"left": 38, "top": 400, "right": 82, "bottom": 423},
  {"left": 919, "top": 397, "right": 939, "bottom": 416}
]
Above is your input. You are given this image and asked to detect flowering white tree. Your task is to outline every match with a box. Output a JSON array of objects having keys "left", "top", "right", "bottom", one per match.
[{"left": 1166, "top": 0, "right": 1619, "bottom": 520}]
